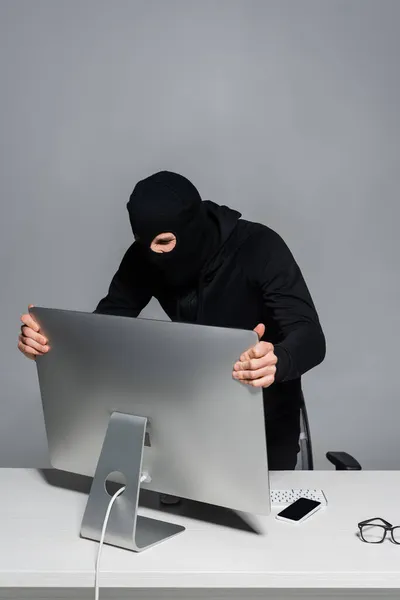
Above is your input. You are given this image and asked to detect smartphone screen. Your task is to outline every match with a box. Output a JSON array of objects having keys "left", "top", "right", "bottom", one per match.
[{"left": 277, "top": 498, "right": 321, "bottom": 521}]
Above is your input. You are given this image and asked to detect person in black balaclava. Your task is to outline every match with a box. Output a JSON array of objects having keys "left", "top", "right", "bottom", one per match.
[{"left": 19, "top": 170, "right": 326, "bottom": 483}]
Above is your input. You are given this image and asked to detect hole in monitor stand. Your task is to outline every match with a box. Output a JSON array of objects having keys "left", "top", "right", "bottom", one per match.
[{"left": 104, "top": 471, "right": 127, "bottom": 496}]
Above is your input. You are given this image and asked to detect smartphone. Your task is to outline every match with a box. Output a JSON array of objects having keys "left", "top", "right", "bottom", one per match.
[{"left": 275, "top": 497, "right": 322, "bottom": 524}]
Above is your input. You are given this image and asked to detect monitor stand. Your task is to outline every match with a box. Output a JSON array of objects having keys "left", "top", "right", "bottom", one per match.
[{"left": 80, "top": 411, "right": 185, "bottom": 552}]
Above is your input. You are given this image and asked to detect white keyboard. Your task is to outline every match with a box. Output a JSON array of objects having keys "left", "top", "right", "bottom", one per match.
[{"left": 270, "top": 489, "right": 327, "bottom": 506}]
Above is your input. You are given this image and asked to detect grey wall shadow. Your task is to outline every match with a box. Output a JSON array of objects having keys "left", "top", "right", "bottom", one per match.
[{"left": 39, "top": 468, "right": 261, "bottom": 534}]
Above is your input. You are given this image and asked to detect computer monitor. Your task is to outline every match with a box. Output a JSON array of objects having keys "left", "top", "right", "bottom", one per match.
[{"left": 31, "top": 306, "right": 270, "bottom": 551}]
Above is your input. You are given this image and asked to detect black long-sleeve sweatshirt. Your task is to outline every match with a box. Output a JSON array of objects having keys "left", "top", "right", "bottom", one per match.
[{"left": 95, "top": 201, "right": 326, "bottom": 462}]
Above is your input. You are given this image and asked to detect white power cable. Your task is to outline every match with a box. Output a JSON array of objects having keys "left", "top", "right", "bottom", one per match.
[{"left": 95, "top": 474, "right": 147, "bottom": 600}]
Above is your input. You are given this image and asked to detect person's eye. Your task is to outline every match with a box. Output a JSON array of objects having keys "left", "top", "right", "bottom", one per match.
[{"left": 158, "top": 239, "right": 172, "bottom": 245}]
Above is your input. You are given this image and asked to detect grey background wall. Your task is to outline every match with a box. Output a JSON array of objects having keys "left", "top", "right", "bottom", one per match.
[{"left": 1, "top": 0, "right": 399, "bottom": 469}]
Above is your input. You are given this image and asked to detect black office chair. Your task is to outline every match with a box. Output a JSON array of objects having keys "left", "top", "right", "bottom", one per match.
[{"left": 298, "top": 392, "right": 362, "bottom": 471}]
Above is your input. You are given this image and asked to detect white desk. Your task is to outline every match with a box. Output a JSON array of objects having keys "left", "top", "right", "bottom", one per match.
[{"left": 0, "top": 469, "right": 399, "bottom": 600}]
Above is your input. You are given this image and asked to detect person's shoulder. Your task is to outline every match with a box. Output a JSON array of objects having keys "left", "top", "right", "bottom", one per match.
[
  {"left": 234, "top": 219, "right": 297, "bottom": 285},
  {"left": 236, "top": 218, "right": 288, "bottom": 253}
]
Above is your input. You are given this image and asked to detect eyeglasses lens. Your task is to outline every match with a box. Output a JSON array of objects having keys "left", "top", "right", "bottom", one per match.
[{"left": 361, "top": 524, "right": 386, "bottom": 543}]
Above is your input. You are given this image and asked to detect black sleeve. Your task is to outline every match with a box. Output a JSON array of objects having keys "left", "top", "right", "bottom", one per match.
[
  {"left": 253, "top": 229, "right": 326, "bottom": 383},
  {"left": 94, "top": 243, "right": 153, "bottom": 318}
]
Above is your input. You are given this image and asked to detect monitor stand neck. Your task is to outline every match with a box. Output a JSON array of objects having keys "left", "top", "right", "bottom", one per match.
[{"left": 80, "top": 411, "right": 185, "bottom": 552}]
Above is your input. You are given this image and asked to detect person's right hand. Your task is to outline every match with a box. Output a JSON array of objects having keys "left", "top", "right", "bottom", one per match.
[{"left": 18, "top": 304, "right": 50, "bottom": 360}]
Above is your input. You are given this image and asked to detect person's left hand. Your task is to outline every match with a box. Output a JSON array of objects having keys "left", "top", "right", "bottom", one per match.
[{"left": 232, "top": 323, "right": 277, "bottom": 388}]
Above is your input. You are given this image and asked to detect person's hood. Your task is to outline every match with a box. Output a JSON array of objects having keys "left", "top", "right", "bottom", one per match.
[
  {"left": 176, "top": 200, "right": 241, "bottom": 322},
  {"left": 199, "top": 200, "right": 242, "bottom": 281},
  {"left": 203, "top": 200, "right": 242, "bottom": 249}
]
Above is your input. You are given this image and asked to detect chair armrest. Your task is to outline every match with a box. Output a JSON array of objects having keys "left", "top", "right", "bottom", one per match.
[{"left": 326, "top": 451, "right": 362, "bottom": 470}]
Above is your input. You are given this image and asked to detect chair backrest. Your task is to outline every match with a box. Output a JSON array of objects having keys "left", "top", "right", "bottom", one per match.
[
  {"left": 298, "top": 392, "right": 314, "bottom": 470},
  {"left": 297, "top": 392, "right": 362, "bottom": 471}
]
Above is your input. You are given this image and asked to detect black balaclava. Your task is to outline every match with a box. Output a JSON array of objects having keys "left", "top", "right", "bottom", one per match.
[{"left": 127, "top": 171, "right": 219, "bottom": 287}]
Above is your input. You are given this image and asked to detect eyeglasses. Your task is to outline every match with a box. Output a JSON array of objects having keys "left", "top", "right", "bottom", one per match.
[{"left": 358, "top": 518, "right": 400, "bottom": 544}]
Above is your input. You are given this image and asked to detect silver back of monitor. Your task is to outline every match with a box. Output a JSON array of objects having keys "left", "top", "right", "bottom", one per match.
[{"left": 32, "top": 307, "right": 270, "bottom": 515}]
